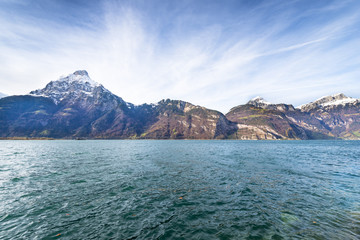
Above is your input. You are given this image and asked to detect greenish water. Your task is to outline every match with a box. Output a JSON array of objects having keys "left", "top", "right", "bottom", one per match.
[{"left": 0, "top": 140, "right": 359, "bottom": 239}]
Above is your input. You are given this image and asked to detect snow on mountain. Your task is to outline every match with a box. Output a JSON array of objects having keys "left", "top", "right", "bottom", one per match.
[
  {"left": 322, "top": 94, "right": 358, "bottom": 107},
  {"left": 28, "top": 70, "right": 128, "bottom": 113},
  {"left": 61, "top": 70, "right": 100, "bottom": 87},
  {"left": 299, "top": 93, "right": 359, "bottom": 111},
  {"left": 246, "top": 96, "right": 295, "bottom": 112},
  {"left": 247, "top": 96, "right": 271, "bottom": 106},
  {"left": 29, "top": 70, "right": 109, "bottom": 104}
]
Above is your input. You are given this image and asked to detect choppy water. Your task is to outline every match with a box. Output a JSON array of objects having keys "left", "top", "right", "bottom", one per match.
[{"left": 0, "top": 140, "right": 359, "bottom": 239}]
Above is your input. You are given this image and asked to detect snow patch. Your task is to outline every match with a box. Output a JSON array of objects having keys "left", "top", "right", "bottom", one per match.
[
  {"left": 56, "top": 70, "right": 100, "bottom": 87},
  {"left": 29, "top": 70, "right": 103, "bottom": 104},
  {"left": 299, "top": 93, "right": 359, "bottom": 110},
  {"left": 322, "top": 98, "right": 358, "bottom": 107},
  {"left": 250, "top": 96, "right": 271, "bottom": 105}
]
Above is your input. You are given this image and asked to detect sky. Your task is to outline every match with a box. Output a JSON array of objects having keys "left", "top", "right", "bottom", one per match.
[{"left": 1, "top": 0, "right": 360, "bottom": 113}]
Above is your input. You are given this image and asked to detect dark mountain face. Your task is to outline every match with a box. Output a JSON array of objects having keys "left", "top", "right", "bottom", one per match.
[
  {"left": 1, "top": 71, "right": 359, "bottom": 139},
  {"left": 0, "top": 95, "right": 57, "bottom": 137}
]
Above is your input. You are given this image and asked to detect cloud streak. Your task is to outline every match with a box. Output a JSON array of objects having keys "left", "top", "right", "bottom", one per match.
[{"left": 0, "top": 0, "right": 360, "bottom": 112}]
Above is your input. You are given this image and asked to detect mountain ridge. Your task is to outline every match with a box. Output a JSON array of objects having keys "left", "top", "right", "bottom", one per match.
[{"left": 1, "top": 70, "right": 359, "bottom": 140}]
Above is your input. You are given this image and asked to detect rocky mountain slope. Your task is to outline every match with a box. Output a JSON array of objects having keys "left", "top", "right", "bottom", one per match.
[
  {"left": 226, "top": 97, "right": 332, "bottom": 140},
  {"left": 299, "top": 93, "right": 359, "bottom": 112},
  {"left": 0, "top": 71, "right": 359, "bottom": 139},
  {"left": 226, "top": 94, "right": 360, "bottom": 140},
  {"left": 297, "top": 94, "right": 360, "bottom": 139},
  {"left": 138, "top": 99, "right": 237, "bottom": 139}
]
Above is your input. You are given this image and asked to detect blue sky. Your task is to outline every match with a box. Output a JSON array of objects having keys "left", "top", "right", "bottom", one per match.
[{"left": 1, "top": 0, "right": 360, "bottom": 112}]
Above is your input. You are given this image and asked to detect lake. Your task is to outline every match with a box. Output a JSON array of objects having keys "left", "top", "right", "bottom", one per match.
[{"left": 0, "top": 140, "right": 359, "bottom": 239}]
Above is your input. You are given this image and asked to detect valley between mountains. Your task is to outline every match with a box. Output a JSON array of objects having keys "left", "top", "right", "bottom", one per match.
[{"left": 1, "top": 70, "right": 360, "bottom": 140}]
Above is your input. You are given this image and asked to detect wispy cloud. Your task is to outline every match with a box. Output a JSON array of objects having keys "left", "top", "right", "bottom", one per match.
[{"left": 0, "top": 0, "right": 360, "bottom": 112}]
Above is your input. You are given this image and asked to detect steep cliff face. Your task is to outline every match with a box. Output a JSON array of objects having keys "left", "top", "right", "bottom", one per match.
[
  {"left": 140, "top": 99, "right": 237, "bottom": 139},
  {"left": 226, "top": 104, "right": 309, "bottom": 140}
]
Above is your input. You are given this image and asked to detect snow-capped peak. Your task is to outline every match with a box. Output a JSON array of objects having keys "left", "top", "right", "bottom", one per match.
[
  {"left": 247, "top": 96, "right": 272, "bottom": 109},
  {"left": 249, "top": 96, "right": 271, "bottom": 105},
  {"left": 29, "top": 70, "right": 103, "bottom": 104},
  {"left": 299, "top": 93, "right": 359, "bottom": 111},
  {"left": 56, "top": 70, "right": 100, "bottom": 87},
  {"left": 321, "top": 94, "right": 358, "bottom": 107},
  {"left": 74, "top": 70, "right": 88, "bottom": 76},
  {"left": 246, "top": 97, "right": 295, "bottom": 112}
]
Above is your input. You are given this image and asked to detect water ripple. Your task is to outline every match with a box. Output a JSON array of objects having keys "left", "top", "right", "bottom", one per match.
[{"left": 0, "top": 140, "right": 359, "bottom": 239}]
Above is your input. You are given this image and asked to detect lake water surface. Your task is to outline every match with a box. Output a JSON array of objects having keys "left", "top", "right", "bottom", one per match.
[{"left": 0, "top": 140, "right": 359, "bottom": 239}]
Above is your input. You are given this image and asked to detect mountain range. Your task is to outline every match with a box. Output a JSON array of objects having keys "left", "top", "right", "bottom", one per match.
[{"left": 1, "top": 70, "right": 359, "bottom": 140}]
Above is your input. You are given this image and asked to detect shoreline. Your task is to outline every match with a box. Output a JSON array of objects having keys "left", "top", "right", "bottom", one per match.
[{"left": 0, "top": 137, "right": 349, "bottom": 141}]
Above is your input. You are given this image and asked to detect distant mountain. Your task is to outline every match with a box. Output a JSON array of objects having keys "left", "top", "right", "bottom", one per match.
[
  {"left": 299, "top": 93, "right": 360, "bottom": 111},
  {"left": 0, "top": 71, "right": 359, "bottom": 139},
  {"left": 226, "top": 97, "right": 330, "bottom": 140},
  {"left": 296, "top": 94, "right": 360, "bottom": 139},
  {"left": 226, "top": 94, "right": 360, "bottom": 140},
  {"left": 0, "top": 92, "right": 7, "bottom": 99}
]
